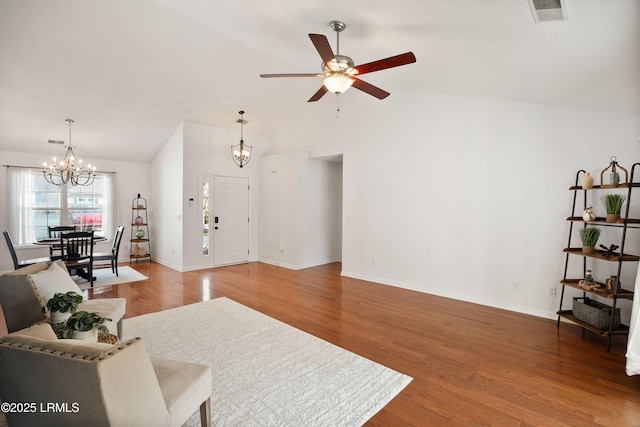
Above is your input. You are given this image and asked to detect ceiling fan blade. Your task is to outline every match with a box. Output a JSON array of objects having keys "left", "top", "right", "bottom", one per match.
[
  {"left": 352, "top": 78, "right": 390, "bottom": 100},
  {"left": 308, "top": 86, "right": 328, "bottom": 102},
  {"left": 309, "top": 34, "right": 335, "bottom": 65},
  {"left": 260, "top": 73, "right": 322, "bottom": 78},
  {"left": 354, "top": 52, "right": 416, "bottom": 75}
]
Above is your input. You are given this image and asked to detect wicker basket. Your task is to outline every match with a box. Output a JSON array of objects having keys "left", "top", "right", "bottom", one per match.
[{"left": 572, "top": 297, "right": 621, "bottom": 330}]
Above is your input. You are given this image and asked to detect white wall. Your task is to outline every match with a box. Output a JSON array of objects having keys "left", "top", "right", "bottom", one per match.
[
  {"left": 263, "top": 90, "right": 640, "bottom": 321},
  {"left": 150, "top": 124, "right": 184, "bottom": 270},
  {"left": 258, "top": 152, "right": 342, "bottom": 269},
  {"left": 0, "top": 150, "right": 150, "bottom": 272}
]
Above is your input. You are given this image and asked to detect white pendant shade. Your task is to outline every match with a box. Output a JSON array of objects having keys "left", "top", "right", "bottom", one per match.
[{"left": 323, "top": 73, "right": 354, "bottom": 94}]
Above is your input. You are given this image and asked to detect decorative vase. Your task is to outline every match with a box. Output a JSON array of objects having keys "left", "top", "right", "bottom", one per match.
[
  {"left": 50, "top": 311, "right": 71, "bottom": 324},
  {"left": 582, "top": 206, "right": 595, "bottom": 222},
  {"left": 582, "top": 246, "right": 595, "bottom": 254},
  {"left": 72, "top": 329, "right": 98, "bottom": 341},
  {"left": 581, "top": 172, "right": 594, "bottom": 189},
  {"left": 135, "top": 229, "right": 145, "bottom": 239},
  {"left": 135, "top": 216, "right": 144, "bottom": 225},
  {"left": 606, "top": 213, "right": 620, "bottom": 223}
]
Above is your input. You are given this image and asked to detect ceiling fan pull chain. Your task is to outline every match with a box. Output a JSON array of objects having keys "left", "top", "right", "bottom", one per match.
[{"left": 336, "top": 94, "right": 340, "bottom": 118}]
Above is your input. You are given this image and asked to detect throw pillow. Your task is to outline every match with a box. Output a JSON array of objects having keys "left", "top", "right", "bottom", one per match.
[{"left": 28, "top": 262, "right": 83, "bottom": 309}]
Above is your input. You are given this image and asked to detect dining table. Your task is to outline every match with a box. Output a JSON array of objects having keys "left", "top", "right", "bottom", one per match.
[{"left": 34, "top": 235, "right": 107, "bottom": 281}]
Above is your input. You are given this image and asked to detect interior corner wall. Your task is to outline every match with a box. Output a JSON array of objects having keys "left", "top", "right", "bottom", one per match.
[
  {"left": 270, "top": 90, "right": 640, "bottom": 321},
  {"left": 150, "top": 123, "right": 184, "bottom": 270},
  {"left": 258, "top": 152, "right": 342, "bottom": 269}
]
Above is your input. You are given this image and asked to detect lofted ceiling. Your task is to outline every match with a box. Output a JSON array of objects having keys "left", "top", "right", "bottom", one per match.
[{"left": 0, "top": 0, "right": 638, "bottom": 163}]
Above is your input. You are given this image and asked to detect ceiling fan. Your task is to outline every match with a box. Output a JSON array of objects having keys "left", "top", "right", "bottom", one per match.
[{"left": 260, "top": 21, "right": 416, "bottom": 103}]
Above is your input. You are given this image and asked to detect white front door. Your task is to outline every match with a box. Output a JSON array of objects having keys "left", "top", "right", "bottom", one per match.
[{"left": 212, "top": 176, "right": 249, "bottom": 266}]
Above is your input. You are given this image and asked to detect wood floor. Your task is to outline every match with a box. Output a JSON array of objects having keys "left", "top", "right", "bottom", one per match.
[{"left": 89, "top": 261, "right": 640, "bottom": 426}]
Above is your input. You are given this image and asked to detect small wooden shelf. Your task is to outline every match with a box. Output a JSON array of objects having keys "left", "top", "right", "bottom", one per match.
[
  {"left": 566, "top": 216, "right": 640, "bottom": 226},
  {"left": 130, "top": 194, "right": 150, "bottom": 263},
  {"left": 563, "top": 247, "right": 640, "bottom": 262},
  {"left": 557, "top": 310, "right": 629, "bottom": 336},
  {"left": 559, "top": 278, "right": 634, "bottom": 300},
  {"left": 569, "top": 182, "right": 640, "bottom": 190}
]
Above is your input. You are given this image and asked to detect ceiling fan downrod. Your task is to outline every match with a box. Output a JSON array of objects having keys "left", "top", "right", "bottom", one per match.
[{"left": 330, "top": 21, "right": 346, "bottom": 55}]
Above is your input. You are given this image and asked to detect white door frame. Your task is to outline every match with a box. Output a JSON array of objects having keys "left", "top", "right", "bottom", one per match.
[{"left": 198, "top": 173, "right": 250, "bottom": 269}]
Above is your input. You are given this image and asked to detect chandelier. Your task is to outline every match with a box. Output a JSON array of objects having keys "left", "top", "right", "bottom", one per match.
[
  {"left": 230, "top": 110, "right": 252, "bottom": 168},
  {"left": 42, "top": 119, "right": 96, "bottom": 186}
]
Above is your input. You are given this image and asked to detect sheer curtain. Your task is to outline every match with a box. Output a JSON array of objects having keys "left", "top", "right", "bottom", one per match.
[
  {"left": 102, "top": 173, "right": 118, "bottom": 240},
  {"left": 7, "top": 167, "right": 36, "bottom": 246},
  {"left": 6, "top": 168, "right": 118, "bottom": 245}
]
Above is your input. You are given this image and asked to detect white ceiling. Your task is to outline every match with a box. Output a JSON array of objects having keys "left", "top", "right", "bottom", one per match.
[{"left": 0, "top": 0, "right": 638, "bottom": 163}]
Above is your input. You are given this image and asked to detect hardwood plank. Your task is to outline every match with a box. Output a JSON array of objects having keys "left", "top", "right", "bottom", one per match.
[{"left": 88, "top": 261, "right": 640, "bottom": 426}]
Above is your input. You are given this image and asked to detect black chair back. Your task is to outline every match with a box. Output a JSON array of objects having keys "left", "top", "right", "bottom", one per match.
[
  {"left": 3, "top": 230, "right": 20, "bottom": 270},
  {"left": 111, "top": 226, "right": 125, "bottom": 256},
  {"left": 94, "top": 226, "right": 125, "bottom": 276},
  {"left": 3, "top": 230, "right": 51, "bottom": 270},
  {"left": 48, "top": 226, "right": 76, "bottom": 259},
  {"left": 60, "top": 231, "right": 95, "bottom": 287},
  {"left": 60, "top": 231, "right": 94, "bottom": 261}
]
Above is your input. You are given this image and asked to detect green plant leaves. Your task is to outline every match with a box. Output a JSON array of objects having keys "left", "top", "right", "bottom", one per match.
[
  {"left": 66, "top": 311, "right": 112, "bottom": 332},
  {"left": 600, "top": 194, "right": 626, "bottom": 214},
  {"left": 46, "top": 291, "right": 84, "bottom": 314},
  {"left": 580, "top": 226, "right": 601, "bottom": 246}
]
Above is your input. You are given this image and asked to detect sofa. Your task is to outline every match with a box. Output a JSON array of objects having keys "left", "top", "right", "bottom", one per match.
[
  {"left": 0, "top": 262, "right": 125, "bottom": 338},
  {"left": 0, "top": 323, "right": 211, "bottom": 426}
]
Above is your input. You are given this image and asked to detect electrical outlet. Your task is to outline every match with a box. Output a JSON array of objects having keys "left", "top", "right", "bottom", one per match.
[
  {"left": 548, "top": 287, "right": 557, "bottom": 297},
  {"left": 511, "top": 281, "right": 520, "bottom": 291}
]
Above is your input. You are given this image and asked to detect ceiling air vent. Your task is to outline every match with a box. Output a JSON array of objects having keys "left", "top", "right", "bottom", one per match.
[{"left": 527, "top": 0, "right": 567, "bottom": 22}]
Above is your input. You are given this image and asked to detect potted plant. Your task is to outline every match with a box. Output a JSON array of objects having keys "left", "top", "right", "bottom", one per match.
[
  {"left": 580, "top": 227, "right": 601, "bottom": 253},
  {"left": 601, "top": 194, "right": 626, "bottom": 223},
  {"left": 66, "top": 311, "right": 111, "bottom": 341},
  {"left": 50, "top": 322, "right": 72, "bottom": 339},
  {"left": 46, "top": 291, "right": 84, "bottom": 324}
]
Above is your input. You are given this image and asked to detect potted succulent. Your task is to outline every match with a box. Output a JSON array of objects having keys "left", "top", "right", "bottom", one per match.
[
  {"left": 46, "top": 291, "right": 84, "bottom": 324},
  {"left": 601, "top": 194, "right": 626, "bottom": 223},
  {"left": 66, "top": 311, "right": 111, "bottom": 341},
  {"left": 580, "top": 226, "right": 601, "bottom": 253}
]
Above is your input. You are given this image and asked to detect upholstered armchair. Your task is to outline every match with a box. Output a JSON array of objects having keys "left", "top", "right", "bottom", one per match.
[
  {"left": 0, "top": 261, "right": 125, "bottom": 338},
  {"left": 0, "top": 324, "right": 211, "bottom": 427}
]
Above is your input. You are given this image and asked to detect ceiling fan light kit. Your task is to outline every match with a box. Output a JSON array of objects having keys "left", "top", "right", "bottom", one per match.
[
  {"left": 323, "top": 73, "right": 354, "bottom": 94},
  {"left": 260, "top": 20, "right": 416, "bottom": 104}
]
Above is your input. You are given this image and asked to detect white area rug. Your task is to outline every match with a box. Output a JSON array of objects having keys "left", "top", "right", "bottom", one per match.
[
  {"left": 73, "top": 266, "right": 148, "bottom": 289},
  {"left": 124, "top": 297, "right": 412, "bottom": 426}
]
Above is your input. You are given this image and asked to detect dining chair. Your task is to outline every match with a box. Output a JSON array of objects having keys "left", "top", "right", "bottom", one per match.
[
  {"left": 93, "top": 225, "right": 125, "bottom": 276},
  {"left": 60, "top": 230, "right": 95, "bottom": 287},
  {"left": 47, "top": 225, "right": 76, "bottom": 260},
  {"left": 3, "top": 230, "right": 52, "bottom": 270}
]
